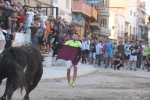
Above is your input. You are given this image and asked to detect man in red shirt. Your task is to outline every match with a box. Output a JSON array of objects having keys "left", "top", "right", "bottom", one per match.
[{"left": 16, "top": 10, "right": 26, "bottom": 32}]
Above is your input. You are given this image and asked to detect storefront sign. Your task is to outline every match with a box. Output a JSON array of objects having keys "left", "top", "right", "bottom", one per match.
[
  {"left": 72, "top": 13, "right": 84, "bottom": 27},
  {"left": 86, "top": 0, "right": 100, "bottom": 4}
]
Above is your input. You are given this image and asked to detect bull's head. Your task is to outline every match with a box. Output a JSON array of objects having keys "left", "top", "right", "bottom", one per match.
[
  {"left": 0, "top": 47, "right": 16, "bottom": 84},
  {"left": 0, "top": 47, "right": 26, "bottom": 99}
]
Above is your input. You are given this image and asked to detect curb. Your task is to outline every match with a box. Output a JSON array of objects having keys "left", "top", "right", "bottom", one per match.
[{"left": 1, "top": 67, "right": 97, "bottom": 85}]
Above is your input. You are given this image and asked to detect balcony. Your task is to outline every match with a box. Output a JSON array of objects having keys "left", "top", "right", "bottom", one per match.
[
  {"left": 118, "top": 32, "right": 125, "bottom": 39},
  {"left": 125, "top": 15, "right": 130, "bottom": 24},
  {"left": 100, "top": 8, "right": 109, "bottom": 16},
  {"left": 91, "top": 7, "right": 97, "bottom": 20},
  {"left": 139, "top": 18, "right": 145, "bottom": 27},
  {"left": 93, "top": 27, "right": 111, "bottom": 36},
  {"left": 89, "top": 17, "right": 100, "bottom": 30},
  {"left": 72, "top": 0, "right": 91, "bottom": 18}
]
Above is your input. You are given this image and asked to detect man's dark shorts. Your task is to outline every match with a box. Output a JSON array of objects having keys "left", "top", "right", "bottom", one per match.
[{"left": 38, "top": 38, "right": 45, "bottom": 45}]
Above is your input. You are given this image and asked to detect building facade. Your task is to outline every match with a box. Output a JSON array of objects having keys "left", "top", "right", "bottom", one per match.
[
  {"left": 109, "top": 0, "right": 139, "bottom": 42},
  {"left": 136, "top": 0, "right": 148, "bottom": 41},
  {"left": 93, "top": 0, "right": 111, "bottom": 41},
  {"left": 72, "top": 0, "right": 99, "bottom": 39},
  {"left": 52, "top": 0, "right": 72, "bottom": 22}
]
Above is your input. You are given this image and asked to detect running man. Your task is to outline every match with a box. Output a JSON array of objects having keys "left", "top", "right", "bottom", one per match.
[{"left": 65, "top": 33, "right": 82, "bottom": 87}]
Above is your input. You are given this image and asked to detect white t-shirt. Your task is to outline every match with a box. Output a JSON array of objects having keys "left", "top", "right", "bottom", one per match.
[
  {"left": 85, "top": 40, "right": 90, "bottom": 50},
  {"left": 81, "top": 41, "right": 86, "bottom": 50},
  {"left": 96, "top": 43, "right": 102, "bottom": 55}
]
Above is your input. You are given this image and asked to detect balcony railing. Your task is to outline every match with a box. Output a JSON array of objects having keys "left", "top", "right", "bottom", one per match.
[
  {"left": 139, "top": 18, "right": 145, "bottom": 27},
  {"left": 94, "top": 27, "right": 111, "bottom": 36},
  {"left": 72, "top": 0, "right": 91, "bottom": 17},
  {"left": 100, "top": 8, "right": 109, "bottom": 13}
]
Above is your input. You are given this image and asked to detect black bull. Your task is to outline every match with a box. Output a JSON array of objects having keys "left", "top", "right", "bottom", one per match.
[{"left": 0, "top": 46, "right": 43, "bottom": 100}]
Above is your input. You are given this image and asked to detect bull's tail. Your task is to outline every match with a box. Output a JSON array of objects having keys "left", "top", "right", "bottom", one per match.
[{"left": 17, "top": 66, "right": 27, "bottom": 94}]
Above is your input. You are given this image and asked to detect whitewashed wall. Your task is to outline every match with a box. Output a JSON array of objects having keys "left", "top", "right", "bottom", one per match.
[{"left": 52, "top": 0, "right": 72, "bottom": 23}]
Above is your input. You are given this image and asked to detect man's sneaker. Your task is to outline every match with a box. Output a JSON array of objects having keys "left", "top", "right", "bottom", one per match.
[
  {"left": 134, "top": 68, "right": 137, "bottom": 71},
  {"left": 72, "top": 83, "right": 75, "bottom": 87},
  {"left": 66, "top": 83, "right": 70, "bottom": 87},
  {"left": 130, "top": 68, "right": 132, "bottom": 71}
]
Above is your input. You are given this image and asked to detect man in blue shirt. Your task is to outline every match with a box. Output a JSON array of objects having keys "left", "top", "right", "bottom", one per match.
[
  {"left": 23, "top": 13, "right": 29, "bottom": 31},
  {"left": 104, "top": 38, "right": 114, "bottom": 68},
  {"left": 35, "top": 23, "right": 46, "bottom": 53}
]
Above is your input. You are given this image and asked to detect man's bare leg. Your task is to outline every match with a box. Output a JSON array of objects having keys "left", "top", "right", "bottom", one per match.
[
  {"left": 72, "top": 66, "right": 78, "bottom": 85},
  {"left": 67, "top": 68, "right": 71, "bottom": 85},
  {"left": 17, "top": 23, "right": 23, "bottom": 32},
  {"left": 8, "top": 18, "right": 11, "bottom": 29}
]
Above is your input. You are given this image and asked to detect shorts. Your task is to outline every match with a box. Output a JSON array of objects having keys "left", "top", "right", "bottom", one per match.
[
  {"left": 38, "top": 38, "right": 45, "bottom": 45},
  {"left": 104, "top": 53, "right": 113, "bottom": 58},
  {"left": 90, "top": 52, "right": 96, "bottom": 59},
  {"left": 66, "top": 60, "right": 78, "bottom": 69},
  {"left": 11, "top": 27, "right": 16, "bottom": 33},
  {"left": 124, "top": 54, "right": 130, "bottom": 60},
  {"left": 50, "top": 38, "right": 55, "bottom": 43},
  {"left": 143, "top": 56, "right": 146, "bottom": 61},
  {"left": 129, "top": 55, "right": 137, "bottom": 61},
  {"left": 85, "top": 49, "right": 89, "bottom": 54}
]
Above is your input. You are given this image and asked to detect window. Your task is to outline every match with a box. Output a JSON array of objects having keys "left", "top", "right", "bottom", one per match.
[
  {"left": 118, "top": 24, "right": 120, "bottom": 33},
  {"left": 133, "top": 27, "right": 135, "bottom": 35},
  {"left": 66, "top": 0, "right": 69, "bottom": 9},
  {"left": 130, "top": 10, "right": 132, "bottom": 15},
  {"left": 134, "top": 12, "right": 136, "bottom": 17},
  {"left": 121, "top": 25, "right": 123, "bottom": 32},
  {"left": 101, "top": 19, "right": 107, "bottom": 27}
]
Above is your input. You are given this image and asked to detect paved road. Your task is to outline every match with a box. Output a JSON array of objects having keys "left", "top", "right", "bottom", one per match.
[{"left": 0, "top": 66, "right": 150, "bottom": 100}]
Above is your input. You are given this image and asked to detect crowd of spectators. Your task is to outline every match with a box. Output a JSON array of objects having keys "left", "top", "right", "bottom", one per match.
[{"left": 0, "top": 0, "right": 81, "bottom": 55}]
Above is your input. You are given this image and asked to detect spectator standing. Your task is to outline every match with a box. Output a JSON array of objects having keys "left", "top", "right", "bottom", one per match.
[
  {"left": 95, "top": 38, "right": 102, "bottom": 66},
  {"left": 49, "top": 24, "right": 56, "bottom": 52},
  {"left": 30, "top": 22, "right": 38, "bottom": 48},
  {"left": 104, "top": 38, "right": 114, "bottom": 68},
  {"left": 0, "top": 28, "right": 13, "bottom": 49},
  {"left": 117, "top": 41, "right": 124, "bottom": 55},
  {"left": 124, "top": 41, "right": 131, "bottom": 70},
  {"left": 81, "top": 38, "right": 86, "bottom": 63},
  {"left": 8, "top": 12, "right": 17, "bottom": 38},
  {"left": 129, "top": 41, "right": 139, "bottom": 71},
  {"left": 136, "top": 41, "right": 142, "bottom": 68},
  {"left": 47, "top": 14, "right": 55, "bottom": 25},
  {"left": 43, "top": 21, "right": 50, "bottom": 53},
  {"left": 35, "top": 23, "right": 46, "bottom": 53},
  {"left": 52, "top": 26, "right": 60, "bottom": 56},
  {"left": 23, "top": 13, "right": 29, "bottom": 32},
  {"left": 85, "top": 36, "right": 90, "bottom": 62},
  {"left": 142, "top": 42, "right": 150, "bottom": 69},
  {"left": 89, "top": 39, "right": 96, "bottom": 64},
  {"left": 68, "top": 21, "right": 75, "bottom": 40},
  {"left": 0, "top": 10, "right": 6, "bottom": 29}
]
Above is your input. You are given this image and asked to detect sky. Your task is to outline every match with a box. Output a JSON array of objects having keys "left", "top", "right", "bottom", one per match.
[{"left": 141, "top": 0, "right": 150, "bottom": 15}]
